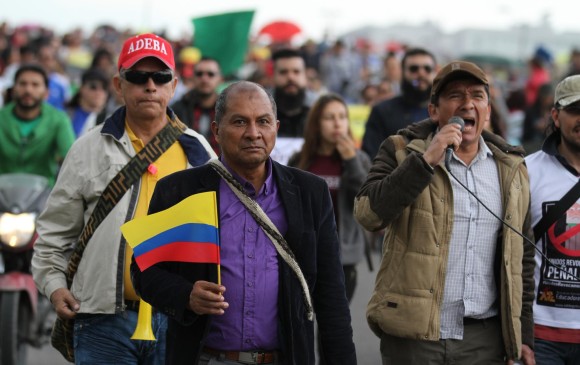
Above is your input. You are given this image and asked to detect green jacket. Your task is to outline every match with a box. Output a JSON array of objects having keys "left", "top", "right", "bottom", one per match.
[
  {"left": 354, "top": 119, "right": 535, "bottom": 360},
  {"left": 0, "top": 102, "right": 75, "bottom": 186}
]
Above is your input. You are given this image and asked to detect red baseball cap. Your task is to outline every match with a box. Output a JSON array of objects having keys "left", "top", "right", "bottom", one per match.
[{"left": 117, "top": 33, "right": 175, "bottom": 71}]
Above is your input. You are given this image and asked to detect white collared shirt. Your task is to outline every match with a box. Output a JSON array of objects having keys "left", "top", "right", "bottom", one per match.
[{"left": 440, "top": 137, "right": 503, "bottom": 339}]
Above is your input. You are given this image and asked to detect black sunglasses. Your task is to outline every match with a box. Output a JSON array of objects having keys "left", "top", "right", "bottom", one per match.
[
  {"left": 195, "top": 70, "right": 217, "bottom": 78},
  {"left": 407, "top": 64, "right": 433, "bottom": 73},
  {"left": 121, "top": 70, "right": 173, "bottom": 85}
]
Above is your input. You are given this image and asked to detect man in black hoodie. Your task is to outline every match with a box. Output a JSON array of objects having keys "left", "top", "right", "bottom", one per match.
[{"left": 361, "top": 48, "right": 437, "bottom": 159}]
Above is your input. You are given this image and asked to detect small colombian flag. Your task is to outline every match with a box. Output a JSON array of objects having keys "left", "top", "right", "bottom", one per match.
[{"left": 121, "top": 191, "right": 220, "bottom": 271}]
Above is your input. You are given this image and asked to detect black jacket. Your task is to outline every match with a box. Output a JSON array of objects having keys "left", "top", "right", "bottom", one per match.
[
  {"left": 171, "top": 90, "right": 219, "bottom": 153},
  {"left": 361, "top": 95, "right": 429, "bottom": 160},
  {"left": 131, "top": 162, "right": 356, "bottom": 365}
]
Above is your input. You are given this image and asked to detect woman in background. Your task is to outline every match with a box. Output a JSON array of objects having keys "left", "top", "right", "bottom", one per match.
[
  {"left": 66, "top": 68, "right": 109, "bottom": 138},
  {"left": 288, "top": 93, "right": 371, "bottom": 303}
]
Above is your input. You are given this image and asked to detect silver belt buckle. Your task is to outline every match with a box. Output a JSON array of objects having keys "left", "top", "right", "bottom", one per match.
[{"left": 238, "top": 351, "right": 264, "bottom": 364}]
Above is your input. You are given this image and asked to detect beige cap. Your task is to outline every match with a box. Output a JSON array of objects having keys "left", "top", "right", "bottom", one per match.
[{"left": 555, "top": 75, "right": 580, "bottom": 107}]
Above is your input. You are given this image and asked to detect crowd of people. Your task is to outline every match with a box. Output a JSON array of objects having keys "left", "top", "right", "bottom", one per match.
[
  {"left": 1, "top": 20, "right": 580, "bottom": 365},
  {"left": 2, "top": 22, "right": 579, "bottom": 153}
]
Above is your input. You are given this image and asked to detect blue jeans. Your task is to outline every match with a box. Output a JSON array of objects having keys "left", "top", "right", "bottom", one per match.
[
  {"left": 73, "top": 310, "right": 167, "bottom": 365},
  {"left": 535, "top": 338, "right": 580, "bottom": 365}
]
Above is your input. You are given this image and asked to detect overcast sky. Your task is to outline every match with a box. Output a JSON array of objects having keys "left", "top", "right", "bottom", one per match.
[{"left": 3, "top": 0, "right": 580, "bottom": 40}]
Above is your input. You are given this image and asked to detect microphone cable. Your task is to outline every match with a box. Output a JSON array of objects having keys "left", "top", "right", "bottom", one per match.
[{"left": 447, "top": 166, "right": 580, "bottom": 281}]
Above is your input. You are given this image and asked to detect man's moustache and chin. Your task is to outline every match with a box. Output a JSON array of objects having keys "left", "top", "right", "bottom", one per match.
[
  {"left": 194, "top": 88, "right": 214, "bottom": 99},
  {"left": 401, "top": 78, "right": 432, "bottom": 105},
  {"left": 16, "top": 98, "right": 41, "bottom": 110},
  {"left": 283, "top": 82, "right": 300, "bottom": 91}
]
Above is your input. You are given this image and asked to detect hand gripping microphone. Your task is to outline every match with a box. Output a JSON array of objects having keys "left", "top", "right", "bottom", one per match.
[{"left": 444, "top": 116, "right": 465, "bottom": 171}]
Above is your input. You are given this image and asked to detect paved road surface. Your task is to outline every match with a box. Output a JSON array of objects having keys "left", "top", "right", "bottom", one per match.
[{"left": 28, "top": 252, "right": 382, "bottom": 365}]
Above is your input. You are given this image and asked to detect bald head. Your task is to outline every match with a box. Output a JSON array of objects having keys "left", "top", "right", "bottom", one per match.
[{"left": 215, "top": 81, "right": 277, "bottom": 124}]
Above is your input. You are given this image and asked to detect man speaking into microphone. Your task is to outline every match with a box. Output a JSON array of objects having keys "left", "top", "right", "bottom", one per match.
[{"left": 354, "top": 61, "right": 535, "bottom": 365}]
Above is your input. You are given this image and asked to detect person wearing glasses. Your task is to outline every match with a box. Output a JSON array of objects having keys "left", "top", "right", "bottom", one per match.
[
  {"left": 526, "top": 75, "right": 580, "bottom": 365},
  {"left": 361, "top": 48, "right": 437, "bottom": 159},
  {"left": 32, "top": 33, "right": 216, "bottom": 364},
  {"left": 171, "top": 57, "right": 223, "bottom": 153}
]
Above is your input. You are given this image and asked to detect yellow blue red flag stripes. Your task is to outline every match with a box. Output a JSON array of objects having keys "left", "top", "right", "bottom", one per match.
[{"left": 121, "top": 192, "right": 219, "bottom": 271}]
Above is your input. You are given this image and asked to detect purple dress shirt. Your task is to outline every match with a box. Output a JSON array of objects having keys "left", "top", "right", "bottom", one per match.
[{"left": 204, "top": 158, "right": 288, "bottom": 351}]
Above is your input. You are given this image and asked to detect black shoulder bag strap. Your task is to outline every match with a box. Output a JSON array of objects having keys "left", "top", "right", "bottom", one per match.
[
  {"left": 64, "top": 116, "right": 186, "bottom": 287},
  {"left": 533, "top": 179, "right": 580, "bottom": 242}
]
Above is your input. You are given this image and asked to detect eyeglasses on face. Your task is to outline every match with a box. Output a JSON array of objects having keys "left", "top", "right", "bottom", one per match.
[
  {"left": 195, "top": 70, "right": 217, "bottom": 78},
  {"left": 121, "top": 69, "right": 173, "bottom": 85},
  {"left": 407, "top": 64, "right": 433, "bottom": 73}
]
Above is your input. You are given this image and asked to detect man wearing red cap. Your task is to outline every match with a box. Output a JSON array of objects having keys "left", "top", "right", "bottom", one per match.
[
  {"left": 32, "top": 33, "right": 216, "bottom": 363},
  {"left": 355, "top": 61, "right": 535, "bottom": 364}
]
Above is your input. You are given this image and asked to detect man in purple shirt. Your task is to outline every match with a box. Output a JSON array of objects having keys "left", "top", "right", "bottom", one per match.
[{"left": 132, "top": 81, "right": 356, "bottom": 364}]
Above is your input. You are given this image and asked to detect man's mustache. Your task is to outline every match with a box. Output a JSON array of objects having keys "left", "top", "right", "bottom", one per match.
[
  {"left": 283, "top": 81, "right": 300, "bottom": 89},
  {"left": 411, "top": 77, "right": 430, "bottom": 86}
]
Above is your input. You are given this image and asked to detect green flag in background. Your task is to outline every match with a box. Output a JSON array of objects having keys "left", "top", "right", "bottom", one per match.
[{"left": 192, "top": 10, "right": 255, "bottom": 77}]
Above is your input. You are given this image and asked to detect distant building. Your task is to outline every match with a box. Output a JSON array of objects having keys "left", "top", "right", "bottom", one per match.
[{"left": 341, "top": 20, "right": 580, "bottom": 66}]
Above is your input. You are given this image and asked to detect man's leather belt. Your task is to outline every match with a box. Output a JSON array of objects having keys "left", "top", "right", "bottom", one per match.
[
  {"left": 463, "top": 315, "right": 499, "bottom": 325},
  {"left": 203, "top": 346, "right": 277, "bottom": 364}
]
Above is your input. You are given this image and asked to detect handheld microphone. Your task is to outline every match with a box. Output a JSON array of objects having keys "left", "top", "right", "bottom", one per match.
[{"left": 444, "top": 116, "right": 465, "bottom": 171}]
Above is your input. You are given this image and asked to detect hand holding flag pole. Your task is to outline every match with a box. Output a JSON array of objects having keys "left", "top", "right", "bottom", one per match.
[{"left": 121, "top": 192, "right": 220, "bottom": 340}]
